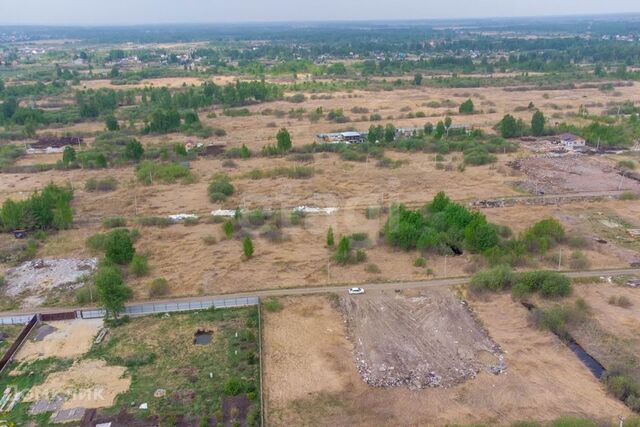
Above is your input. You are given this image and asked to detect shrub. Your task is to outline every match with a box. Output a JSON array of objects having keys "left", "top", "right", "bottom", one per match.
[
  {"left": 469, "top": 265, "right": 514, "bottom": 293},
  {"left": 608, "top": 295, "right": 632, "bottom": 308},
  {"left": 414, "top": 257, "right": 427, "bottom": 267},
  {"left": 223, "top": 220, "right": 234, "bottom": 239},
  {"left": 103, "top": 217, "right": 127, "bottom": 228},
  {"left": 604, "top": 374, "right": 640, "bottom": 401},
  {"left": 243, "top": 236, "right": 254, "bottom": 259},
  {"left": 202, "top": 235, "right": 217, "bottom": 245},
  {"left": 326, "top": 226, "right": 334, "bottom": 247},
  {"left": 355, "top": 250, "right": 367, "bottom": 263},
  {"left": 208, "top": 174, "right": 235, "bottom": 202},
  {"left": 105, "top": 229, "right": 135, "bottom": 265},
  {"left": 148, "top": 278, "right": 169, "bottom": 297},
  {"left": 223, "top": 377, "right": 244, "bottom": 396},
  {"left": 569, "top": 251, "right": 590, "bottom": 270},
  {"left": 85, "top": 176, "right": 117, "bottom": 192},
  {"left": 86, "top": 233, "right": 108, "bottom": 252},
  {"left": 247, "top": 209, "right": 267, "bottom": 226},
  {"left": 75, "top": 286, "right": 94, "bottom": 305},
  {"left": 0, "top": 183, "right": 73, "bottom": 231},
  {"left": 129, "top": 254, "right": 149, "bottom": 277},
  {"left": 137, "top": 216, "right": 173, "bottom": 227}
]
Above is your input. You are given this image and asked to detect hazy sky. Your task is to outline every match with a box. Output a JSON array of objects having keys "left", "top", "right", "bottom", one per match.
[{"left": 1, "top": 0, "right": 640, "bottom": 25}]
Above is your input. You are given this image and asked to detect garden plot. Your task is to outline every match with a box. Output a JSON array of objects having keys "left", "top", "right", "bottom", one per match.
[
  {"left": 3, "top": 258, "right": 97, "bottom": 307},
  {"left": 340, "top": 289, "right": 504, "bottom": 389}
]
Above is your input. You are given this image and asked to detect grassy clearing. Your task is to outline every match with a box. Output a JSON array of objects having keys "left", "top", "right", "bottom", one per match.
[{"left": 86, "top": 306, "right": 260, "bottom": 425}]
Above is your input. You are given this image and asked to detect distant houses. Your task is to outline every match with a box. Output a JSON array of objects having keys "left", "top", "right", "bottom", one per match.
[
  {"left": 552, "top": 133, "right": 587, "bottom": 150},
  {"left": 314, "top": 125, "right": 469, "bottom": 144}
]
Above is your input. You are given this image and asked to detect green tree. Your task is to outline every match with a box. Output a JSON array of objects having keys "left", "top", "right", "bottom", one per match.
[
  {"left": 368, "top": 125, "right": 383, "bottom": 143},
  {"left": 334, "top": 237, "right": 351, "bottom": 264},
  {"left": 62, "top": 146, "right": 76, "bottom": 166},
  {"left": 243, "top": 236, "right": 254, "bottom": 259},
  {"left": 384, "top": 124, "right": 396, "bottom": 142},
  {"left": 105, "top": 115, "right": 120, "bottom": 131},
  {"left": 276, "top": 128, "right": 292, "bottom": 152},
  {"left": 413, "top": 73, "right": 423, "bottom": 86},
  {"left": 94, "top": 265, "right": 132, "bottom": 319},
  {"left": 105, "top": 229, "right": 135, "bottom": 265},
  {"left": 423, "top": 122, "right": 434, "bottom": 135},
  {"left": 223, "top": 220, "right": 234, "bottom": 239},
  {"left": 459, "top": 99, "right": 474, "bottom": 114},
  {"left": 327, "top": 226, "right": 335, "bottom": 247},
  {"left": 531, "top": 110, "right": 546, "bottom": 136},
  {"left": 499, "top": 114, "right": 518, "bottom": 138},
  {"left": 434, "top": 121, "right": 446, "bottom": 139}
]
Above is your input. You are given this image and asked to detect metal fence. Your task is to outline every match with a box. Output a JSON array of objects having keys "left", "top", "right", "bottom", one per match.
[
  {"left": 0, "top": 297, "right": 259, "bottom": 325},
  {"left": 0, "top": 314, "right": 36, "bottom": 325}
]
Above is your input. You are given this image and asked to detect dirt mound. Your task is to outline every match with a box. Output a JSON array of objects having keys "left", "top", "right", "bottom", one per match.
[
  {"left": 341, "top": 289, "right": 504, "bottom": 389},
  {"left": 4, "top": 258, "right": 97, "bottom": 307}
]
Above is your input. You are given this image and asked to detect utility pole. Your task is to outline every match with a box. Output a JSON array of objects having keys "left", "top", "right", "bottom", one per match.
[
  {"left": 444, "top": 255, "right": 448, "bottom": 278},
  {"left": 558, "top": 248, "right": 562, "bottom": 270}
]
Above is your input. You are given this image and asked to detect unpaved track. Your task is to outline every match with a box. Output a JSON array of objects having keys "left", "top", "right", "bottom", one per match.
[{"left": 0, "top": 268, "right": 637, "bottom": 317}]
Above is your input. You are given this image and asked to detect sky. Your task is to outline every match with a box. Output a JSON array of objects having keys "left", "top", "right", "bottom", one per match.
[{"left": 1, "top": 0, "right": 640, "bottom": 25}]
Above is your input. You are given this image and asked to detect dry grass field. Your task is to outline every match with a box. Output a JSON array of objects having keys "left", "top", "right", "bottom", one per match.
[{"left": 263, "top": 294, "right": 629, "bottom": 426}]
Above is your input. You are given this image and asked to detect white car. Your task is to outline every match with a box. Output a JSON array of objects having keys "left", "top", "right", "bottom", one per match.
[{"left": 348, "top": 287, "right": 365, "bottom": 295}]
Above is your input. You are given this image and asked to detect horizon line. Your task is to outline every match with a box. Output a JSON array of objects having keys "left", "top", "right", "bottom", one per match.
[{"left": 1, "top": 11, "right": 640, "bottom": 28}]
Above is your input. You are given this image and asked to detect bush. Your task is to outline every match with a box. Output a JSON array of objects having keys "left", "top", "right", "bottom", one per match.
[
  {"left": 103, "top": 217, "right": 127, "bottom": 228},
  {"left": 569, "top": 251, "right": 590, "bottom": 270},
  {"left": 208, "top": 174, "right": 235, "bottom": 202},
  {"left": 470, "top": 265, "right": 515, "bottom": 293},
  {"left": 85, "top": 176, "right": 117, "bottom": 192},
  {"left": 148, "top": 278, "right": 169, "bottom": 297},
  {"left": 604, "top": 374, "right": 640, "bottom": 401},
  {"left": 618, "top": 159, "right": 636, "bottom": 170},
  {"left": 129, "top": 254, "right": 149, "bottom": 277},
  {"left": 414, "top": 257, "right": 427, "bottom": 267},
  {"left": 223, "top": 377, "right": 244, "bottom": 396},
  {"left": 86, "top": 233, "right": 108, "bottom": 252},
  {"left": 608, "top": 295, "right": 632, "bottom": 308},
  {"left": 202, "top": 235, "right": 217, "bottom": 245},
  {"left": 105, "top": 229, "right": 135, "bottom": 265},
  {"left": 243, "top": 236, "right": 254, "bottom": 259},
  {"left": 223, "top": 220, "right": 234, "bottom": 239},
  {"left": 364, "top": 206, "right": 381, "bottom": 219},
  {"left": 355, "top": 250, "right": 367, "bottom": 263}
]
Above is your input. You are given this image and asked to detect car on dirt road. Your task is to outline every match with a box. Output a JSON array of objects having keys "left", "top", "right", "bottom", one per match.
[{"left": 348, "top": 287, "right": 365, "bottom": 295}]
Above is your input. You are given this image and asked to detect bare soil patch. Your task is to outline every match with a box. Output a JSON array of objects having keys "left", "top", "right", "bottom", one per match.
[
  {"left": 263, "top": 294, "right": 628, "bottom": 426},
  {"left": 26, "top": 358, "right": 130, "bottom": 410},
  {"left": 510, "top": 154, "right": 640, "bottom": 194},
  {"left": 16, "top": 319, "right": 103, "bottom": 362},
  {"left": 340, "top": 290, "right": 503, "bottom": 388}
]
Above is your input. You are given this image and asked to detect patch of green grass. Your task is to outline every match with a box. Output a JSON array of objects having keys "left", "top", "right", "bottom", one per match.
[{"left": 85, "top": 307, "right": 260, "bottom": 424}]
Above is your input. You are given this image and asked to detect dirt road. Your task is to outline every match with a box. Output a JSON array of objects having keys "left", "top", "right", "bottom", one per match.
[{"left": 0, "top": 268, "right": 638, "bottom": 318}]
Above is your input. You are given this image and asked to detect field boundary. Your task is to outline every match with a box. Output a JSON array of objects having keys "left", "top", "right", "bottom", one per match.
[{"left": 0, "top": 297, "right": 259, "bottom": 325}]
